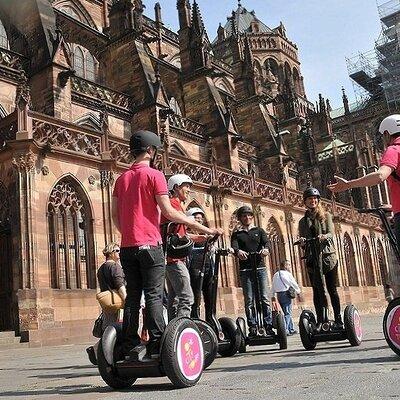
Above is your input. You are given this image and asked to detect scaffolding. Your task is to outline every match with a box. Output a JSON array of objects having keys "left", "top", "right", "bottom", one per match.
[{"left": 376, "top": 0, "right": 400, "bottom": 111}]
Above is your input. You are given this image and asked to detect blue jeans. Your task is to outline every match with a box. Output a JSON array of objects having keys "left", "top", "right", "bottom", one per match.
[
  {"left": 277, "top": 291, "right": 295, "bottom": 333},
  {"left": 240, "top": 268, "right": 272, "bottom": 328}
]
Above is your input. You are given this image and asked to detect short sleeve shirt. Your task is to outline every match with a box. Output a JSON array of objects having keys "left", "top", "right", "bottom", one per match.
[
  {"left": 113, "top": 163, "right": 168, "bottom": 247},
  {"left": 380, "top": 137, "right": 400, "bottom": 213}
]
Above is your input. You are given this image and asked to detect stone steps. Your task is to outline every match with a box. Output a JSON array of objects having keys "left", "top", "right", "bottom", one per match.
[{"left": 0, "top": 331, "right": 25, "bottom": 348}]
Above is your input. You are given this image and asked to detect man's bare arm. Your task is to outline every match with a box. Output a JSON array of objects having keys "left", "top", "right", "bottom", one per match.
[
  {"left": 111, "top": 196, "right": 121, "bottom": 234},
  {"left": 156, "top": 194, "right": 222, "bottom": 236}
]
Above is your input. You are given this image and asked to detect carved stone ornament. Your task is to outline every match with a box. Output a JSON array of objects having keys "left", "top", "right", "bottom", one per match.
[
  {"left": 88, "top": 175, "right": 96, "bottom": 185},
  {"left": 12, "top": 151, "right": 36, "bottom": 172},
  {"left": 41, "top": 166, "right": 50, "bottom": 176},
  {"left": 100, "top": 170, "right": 114, "bottom": 188},
  {"left": 284, "top": 210, "right": 294, "bottom": 224},
  {"left": 354, "top": 226, "right": 360, "bottom": 236}
]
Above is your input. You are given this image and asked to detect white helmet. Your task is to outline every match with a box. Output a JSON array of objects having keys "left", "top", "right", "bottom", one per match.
[
  {"left": 168, "top": 174, "right": 193, "bottom": 192},
  {"left": 186, "top": 207, "right": 205, "bottom": 218},
  {"left": 379, "top": 114, "right": 400, "bottom": 135}
]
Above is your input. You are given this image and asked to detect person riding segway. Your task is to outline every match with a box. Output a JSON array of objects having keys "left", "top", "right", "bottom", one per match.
[
  {"left": 231, "top": 206, "right": 287, "bottom": 351},
  {"left": 98, "top": 130, "right": 220, "bottom": 389},
  {"left": 296, "top": 187, "right": 362, "bottom": 350},
  {"left": 186, "top": 213, "right": 240, "bottom": 361}
]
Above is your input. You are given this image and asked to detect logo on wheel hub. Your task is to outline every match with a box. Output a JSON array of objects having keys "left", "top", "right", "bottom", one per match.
[
  {"left": 177, "top": 328, "right": 204, "bottom": 380},
  {"left": 386, "top": 305, "right": 400, "bottom": 350}
]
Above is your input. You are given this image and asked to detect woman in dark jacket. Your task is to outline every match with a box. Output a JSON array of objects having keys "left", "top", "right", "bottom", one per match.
[{"left": 298, "top": 187, "right": 342, "bottom": 329}]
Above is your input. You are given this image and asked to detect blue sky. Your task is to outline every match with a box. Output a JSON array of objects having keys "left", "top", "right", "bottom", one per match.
[{"left": 146, "top": 0, "right": 382, "bottom": 110}]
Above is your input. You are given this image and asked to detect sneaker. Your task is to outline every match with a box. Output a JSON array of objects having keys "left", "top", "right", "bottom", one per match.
[
  {"left": 266, "top": 324, "right": 275, "bottom": 336},
  {"left": 289, "top": 329, "right": 298, "bottom": 335},
  {"left": 145, "top": 340, "right": 160, "bottom": 359},
  {"left": 249, "top": 327, "right": 258, "bottom": 337},
  {"left": 86, "top": 346, "right": 97, "bottom": 366}
]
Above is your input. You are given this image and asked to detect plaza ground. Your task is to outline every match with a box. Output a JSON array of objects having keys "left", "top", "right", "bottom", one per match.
[{"left": 0, "top": 314, "right": 399, "bottom": 400}]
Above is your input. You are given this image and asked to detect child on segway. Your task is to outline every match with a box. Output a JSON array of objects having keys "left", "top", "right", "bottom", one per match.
[
  {"left": 298, "top": 187, "right": 342, "bottom": 331},
  {"left": 231, "top": 206, "right": 273, "bottom": 337}
]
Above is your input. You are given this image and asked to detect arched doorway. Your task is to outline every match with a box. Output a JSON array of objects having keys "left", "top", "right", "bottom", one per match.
[
  {"left": 266, "top": 217, "right": 285, "bottom": 275},
  {"left": 47, "top": 177, "right": 96, "bottom": 289},
  {"left": 343, "top": 233, "right": 359, "bottom": 286},
  {"left": 362, "top": 236, "right": 375, "bottom": 286},
  {"left": 0, "top": 181, "right": 14, "bottom": 331}
]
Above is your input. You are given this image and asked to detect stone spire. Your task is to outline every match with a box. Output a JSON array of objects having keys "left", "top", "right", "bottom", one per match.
[
  {"left": 191, "top": 0, "right": 205, "bottom": 35},
  {"left": 177, "top": 0, "right": 191, "bottom": 30}
]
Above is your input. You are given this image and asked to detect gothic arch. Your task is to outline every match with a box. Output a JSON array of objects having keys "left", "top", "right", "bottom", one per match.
[
  {"left": 53, "top": 0, "right": 98, "bottom": 30},
  {"left": 214, "top": 77, "right": 235, "bottom": 95},
  {"left": 74, "top": 113, "right": 101, "bottom": 131},
  {"left": 377, "top": 239, "right": 388, "bottom": 284},
  {"left": 343, "top": 233, "right": 359, "bottom": 286},
  {"left": 0, "top": 18, "right": 8, "bottom": 49},
  {"left": 67, "top": 43, "right": 98, "bottom": 81},
  {"left": 361, "top": 236, "right": 375, "bottom": 286},
  {"left": 266, "top": 216, "right": 286, "bottom": 274},
  {"left": 284, "top": 61, "right": 292, "bottom": 80},
  {"left": 293, "top": 67, "right": 301, "bottom": 94},
  {"left": 47, "top": 175, "right": 96, "bottom": 290},
  {"left": 265, "top": 58, "right": 279, "bottom": 82},
  {"left": 254, "top": 59, "right": 263, "bottom": 79},
  {"left": 167, "top": 53, "right": 181, "bottom": 68},
  {"left": 170, "top": 141, "right": 189, "bottom": 157}
]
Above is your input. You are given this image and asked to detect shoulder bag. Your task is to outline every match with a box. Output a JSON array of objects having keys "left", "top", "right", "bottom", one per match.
[
  {"left": 96, "top": 264, "right": 125, "bottom": 313},
  {"left": 279, "top": 270, "right": 296, "bottom": 299}
]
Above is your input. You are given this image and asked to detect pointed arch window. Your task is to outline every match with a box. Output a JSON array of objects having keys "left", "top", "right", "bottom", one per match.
[
  {"left": 377, "top": 239, "right": 388, "bottom": 285},
  {"left": 343, "top": 233, "right": 359, "bottom": 286},
  {"left": 362, "top": 236, "right": 375, "bottom": 286},
  {"left": 48, "top": 178, "right": 95, "bottom": 289},
  {"left": 0, "top": 20, "right": 9, "bottom": 49},
  {"left": 59, "top": 5, "right": 81, "bottom": 21},
  {"left": 266, "top": 217, "right": 286, "bottom": 275},
  {"left": 70, "top": 44, "right": 98, "bottom": 82}
]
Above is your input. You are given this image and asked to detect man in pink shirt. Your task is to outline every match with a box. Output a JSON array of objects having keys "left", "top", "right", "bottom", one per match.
[
  {"left": 112, "top": 130, "right": 222, "bottom": 359},
  {"left": 328, "top": 114, "right": 400, "bottom": 254}
]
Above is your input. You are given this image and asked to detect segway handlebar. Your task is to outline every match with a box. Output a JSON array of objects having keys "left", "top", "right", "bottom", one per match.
[
  {"left": 293, "top": 237, "right": 319, "bottom": 246},
  {"left": 358, "top": 207, "right": 392, "bottom": 215}
]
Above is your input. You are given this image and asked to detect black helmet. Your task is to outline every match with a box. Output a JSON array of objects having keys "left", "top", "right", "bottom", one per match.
[
  {"left": 303, "top": 187, "right": 321, "bottom": 201},
  {"left": 236, "top": 205, "right": 254, "bottom": 219},
  {"left": 129, "top": 130, "right": 162, "bottom": 155},
  {"left": 166, "top": 234, "right": 194, "bottom": 259}
]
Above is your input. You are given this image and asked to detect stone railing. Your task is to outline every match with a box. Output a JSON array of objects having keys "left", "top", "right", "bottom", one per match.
[
  {"left": 217, "top": 167, "right": 252, "bottom": 194},
  {"left": 0, "top": 111, "right": 17, "bottom": 148},
  {"left": 0, "top": 48, "right": 28, "bottom": 71},
  {"left": 237, "top": 141, "right": 257, "bottom": 157},
  {"left": 256, "top": 179, "right": 284, "bottom": 203},
  {"left": 169, "top": 155, "right": 213, "bottom": 185},
  {"left": 168, "top": 114, "right": 205, "bottom": 136},
  {"left": 31, "top": 112, "right": 101, "bottom": 158},
  {"left": 109, "top": 136, "right": 133, "bottom": 165},
  {"left": 71, "top": 77, "right": 135, "bottom": 114}
]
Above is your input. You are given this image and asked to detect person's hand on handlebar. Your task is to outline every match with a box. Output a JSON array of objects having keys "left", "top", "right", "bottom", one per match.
[
  {"left": 318, "top": 234, "right": 328, "bottom": 241},
  {"left": 298, "top": 237, "right": 306, "bottom": 246},
  {"left": 259, "top": 248, "right": 270, "bottom": 256},
  {"left": 237, "top": 250, "right": 248, "bottom": 260}
]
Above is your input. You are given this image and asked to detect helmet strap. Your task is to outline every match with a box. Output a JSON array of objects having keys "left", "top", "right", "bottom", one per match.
[{"left": 149, "top": 147, "right": 158, "bottom": 168}]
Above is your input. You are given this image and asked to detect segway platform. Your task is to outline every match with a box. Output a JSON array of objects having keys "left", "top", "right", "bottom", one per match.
[
  {"left": 299, "top": 305, "right": 362, "bottom": 350},
  {"left": 98, "top": 317, "right": 205, "bottom": 389}
]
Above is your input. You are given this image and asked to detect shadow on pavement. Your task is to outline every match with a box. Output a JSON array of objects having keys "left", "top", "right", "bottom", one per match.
[{"left": 0, "top": 383, "right": 176, "bottom": 397}]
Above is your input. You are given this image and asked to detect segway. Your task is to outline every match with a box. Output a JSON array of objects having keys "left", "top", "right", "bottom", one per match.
[
  {"left": 294, "top": 238, "right": 363, "bottom": 350},
  {"left": 236, "top": 252, "right": 288, "bottom": 352},
  {"left": 358, "top": 207, "right": 400, "bottom": 356},
  {"left": 190, "top": 237, "right": 240, "bottom": 364},
  {"left": 97, "top": 317, "right": 205, "bottom": 389}
]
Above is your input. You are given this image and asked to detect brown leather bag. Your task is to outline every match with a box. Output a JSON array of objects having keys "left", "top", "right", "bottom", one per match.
[{"left": 96, "top": 290, "right": 124, "bottom": 313}]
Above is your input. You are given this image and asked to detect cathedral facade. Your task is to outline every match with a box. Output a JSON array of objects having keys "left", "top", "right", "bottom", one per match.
[{"left": 0, "top": 0, "right": 393, "bottom": 345}]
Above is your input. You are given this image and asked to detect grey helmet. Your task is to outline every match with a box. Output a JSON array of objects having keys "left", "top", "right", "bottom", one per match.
[{"left": 303, "top": 187, "right": 321, "bottom": 201}]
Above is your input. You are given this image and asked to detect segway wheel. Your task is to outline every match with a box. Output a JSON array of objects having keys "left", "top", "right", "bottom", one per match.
[
  {"left": 217, "top": 317, "right": 241, "bottom": 357},
  {"left": 97, "top": 327, "right": 136, "bottom": 389},
  {"left": 193, "top": 319, "right": 218, "bottom": 369},
  {"left": 344, "top": 305, "right": 362, "bottom": 347},
  {"left": 236, "top": 317, "right": 247, "bottom": 354},
  {"left": 383, "top": 298, "right": 400, "bottom": 357},
  {"left": 161, "top": 317, "right": 204, "bottom": 388},
  {"left": 276, "top": 312, "right": 288, "bottom": 350},
  {"left": 299, "top": 310, "right": 317, "bottom": 351}
]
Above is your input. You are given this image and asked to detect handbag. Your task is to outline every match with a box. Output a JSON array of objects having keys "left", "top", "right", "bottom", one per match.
[
  {"left": 279, "top": 271, "right": 296, "bottom": 299},
  {"left": 96, "top": 265, "right": 125, "bottom": 312},
  {"left": 92, "top": 312, "right": 104, "bottom": 338}
]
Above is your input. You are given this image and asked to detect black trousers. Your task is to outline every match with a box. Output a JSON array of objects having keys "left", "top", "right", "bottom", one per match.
[
  {"left": 120, "top": 245, "right": 166, "bottom": 354},
  {"left": 308, "top": 264, "right": 341, "bottom": 323},
  {"left": 190, "top": 266, "right": 213, "bottom": 322},
  {"left": 394, "top": 213, "right": 400, "bottom": 258}
]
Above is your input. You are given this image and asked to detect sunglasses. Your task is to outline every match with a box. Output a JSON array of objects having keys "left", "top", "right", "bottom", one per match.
[{"left": 113, "top": 249, "right": 120, "bottom": 253}]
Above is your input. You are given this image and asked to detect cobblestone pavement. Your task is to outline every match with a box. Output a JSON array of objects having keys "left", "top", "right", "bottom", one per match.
[{"left": 0, "top": 314, "right": 399, "bottom": 400}]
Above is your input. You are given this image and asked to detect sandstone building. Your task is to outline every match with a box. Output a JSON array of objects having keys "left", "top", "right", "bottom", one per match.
[{"left": 0, "top": 0, "right": 393, "bottom": 345}]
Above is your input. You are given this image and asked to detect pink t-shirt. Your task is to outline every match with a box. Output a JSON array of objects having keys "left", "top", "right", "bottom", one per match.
[
  {"left": 380, "top": 137, "right": 400, "bottom": 213},
  {"left": 113, "top": 163, "right": 168, "bottom": 247}
]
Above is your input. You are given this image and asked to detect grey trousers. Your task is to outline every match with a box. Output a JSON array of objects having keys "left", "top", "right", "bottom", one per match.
[{"left": 166, "top": 260, "right": 194, "bottom": 320}]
